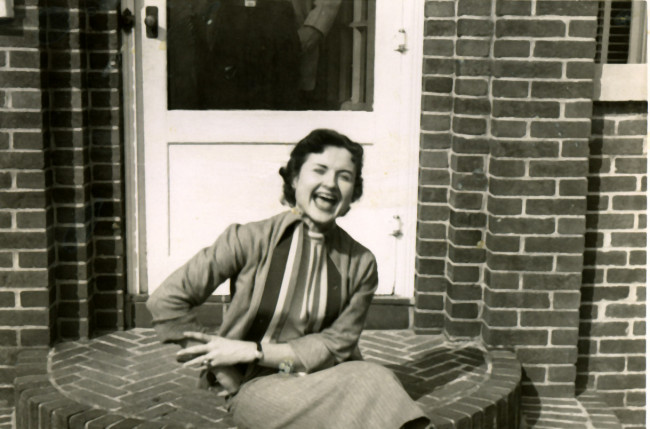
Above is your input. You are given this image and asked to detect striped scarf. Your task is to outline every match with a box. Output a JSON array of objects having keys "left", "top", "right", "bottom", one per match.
[{"left": 244, "top": 222, "right": 342, "bottom": 345}]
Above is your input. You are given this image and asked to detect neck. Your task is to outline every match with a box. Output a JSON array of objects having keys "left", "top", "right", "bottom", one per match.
[{"left": 301, "top": 215, "right": 333, "bottom": 234}]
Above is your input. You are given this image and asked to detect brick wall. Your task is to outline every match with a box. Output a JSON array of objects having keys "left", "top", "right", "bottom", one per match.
[
  {"left": 0, "top": 0, "right": 123, "bottom": 341},
  {"left": 482, "top": 0, "right": 596, "bottom": 400},
  {"left": 1, "top": 0, "right": 123, "bottom": 404},
  {"left": 416, "top": 0, "right": 599, "bottom": 400},
  {"left": 578, "top": 101, "right": 647, "bottom": 429},
  {"left": 0, "top": 0, "right": 53, "bottom": 406}
]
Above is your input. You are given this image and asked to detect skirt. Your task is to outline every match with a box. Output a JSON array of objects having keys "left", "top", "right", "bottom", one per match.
[{"left": 229, "top": 361, "right": 429, "bottom": 429}]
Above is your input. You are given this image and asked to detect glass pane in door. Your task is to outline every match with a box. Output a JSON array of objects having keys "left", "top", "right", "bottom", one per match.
[{"left": 167, "top": 0, "right": 375, "bottom": 111}]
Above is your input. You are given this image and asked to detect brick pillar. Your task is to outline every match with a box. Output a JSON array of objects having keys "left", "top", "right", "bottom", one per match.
[
  {"left": 87, "top": 1, "right": 125, "bottom": 332},
  {"left": 45, "top": 0, "right": 96, "bottom": 339},
  {"left": 414, "top": 0, "right": 456, "bottom": 334},
  {"left": 443, "top": 0, "right": 492, "bottom": 338},
  {"left": 42, "top": 0, "right": 124, "bottom": 339},
  {"left": 481, "top": 0, "right": 597, "bottom": 398}
]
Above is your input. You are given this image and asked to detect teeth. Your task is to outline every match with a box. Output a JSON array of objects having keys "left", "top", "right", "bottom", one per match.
[
  {"left": 316, "top": 193, "right": 336, "bottom": 202},
  {"left": 314, "top": 195, "right": 337, "bottom": 211}
]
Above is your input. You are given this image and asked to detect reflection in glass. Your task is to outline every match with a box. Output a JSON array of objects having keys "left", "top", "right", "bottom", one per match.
[{"left": 167, "top": 0, "right": 375, "bottom": 111}]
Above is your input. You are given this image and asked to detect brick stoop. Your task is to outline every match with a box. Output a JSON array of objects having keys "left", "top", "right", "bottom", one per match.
[{"left": 14, "top": 329, "right": 522, "bottom": 429}]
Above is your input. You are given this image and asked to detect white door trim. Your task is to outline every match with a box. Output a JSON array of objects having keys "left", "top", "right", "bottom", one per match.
[
  {"left": 396, "top": 0, "right": 424, "bottom": 298},
  {"left": 122, "top": 0, "right": 149, "bottom": 294}
]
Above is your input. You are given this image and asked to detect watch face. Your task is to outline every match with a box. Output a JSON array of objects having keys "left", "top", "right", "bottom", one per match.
[{"left": 279, "top": 359, "right": 295, "bottom": 374}]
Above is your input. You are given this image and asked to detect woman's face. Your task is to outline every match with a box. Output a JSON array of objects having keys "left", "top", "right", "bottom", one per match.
[{"left": 292, "top": 146, "right": 356, "bottom": 232}]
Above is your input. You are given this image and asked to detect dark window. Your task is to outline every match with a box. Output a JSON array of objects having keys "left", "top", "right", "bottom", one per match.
[
  {"left": 596, "top": 1, "right": 647, "bottom": 64},
  {"left": 167, "top": 0, "right": 375, "bottom": 111}
]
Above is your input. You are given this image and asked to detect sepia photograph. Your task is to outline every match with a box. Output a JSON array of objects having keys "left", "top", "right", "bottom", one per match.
[{"left": 0, "top": 0, "right": 646, "bottom": 428}]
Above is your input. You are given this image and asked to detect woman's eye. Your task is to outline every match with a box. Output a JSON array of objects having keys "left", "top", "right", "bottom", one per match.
[
  {"left": 339, "top": 173, "right": 353, "bottom": 182},
  {"left": 313, "top": 167, "right": 326, "bottom": 174}
]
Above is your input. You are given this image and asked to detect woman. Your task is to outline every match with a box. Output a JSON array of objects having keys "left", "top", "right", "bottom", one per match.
[{"left": 147, "top": 129, "right": 430, "bottom": 428}]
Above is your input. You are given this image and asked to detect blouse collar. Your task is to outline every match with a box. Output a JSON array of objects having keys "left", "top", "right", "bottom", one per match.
[{"left": 285, "top": 208, "right": 338, "bottom": 242}]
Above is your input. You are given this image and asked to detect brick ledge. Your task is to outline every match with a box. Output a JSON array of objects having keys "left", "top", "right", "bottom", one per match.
[
  {"left": 15, "top": 330, "right": 522, "bottom": 428},
  {"left": 127, "top": 294, "right": 414, "bottom": 331}
]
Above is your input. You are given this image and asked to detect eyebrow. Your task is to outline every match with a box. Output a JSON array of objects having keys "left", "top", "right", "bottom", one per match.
[{"left": 313, "top": 163, "right": 354, "bottom": 175}]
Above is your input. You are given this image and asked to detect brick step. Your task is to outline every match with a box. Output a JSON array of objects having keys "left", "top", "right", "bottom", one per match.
[{"left": 15, "top": 329, "right": 522, "bottom": 428}]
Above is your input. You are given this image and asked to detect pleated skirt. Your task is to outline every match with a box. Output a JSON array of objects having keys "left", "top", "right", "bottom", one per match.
[{"left": 230, "top": 361, "right": 429, "bottom": 429}]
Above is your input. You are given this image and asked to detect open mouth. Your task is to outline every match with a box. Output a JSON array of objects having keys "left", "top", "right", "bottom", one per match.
[{"left": 313, "top": 193, "right": 338, "bottom": 211}]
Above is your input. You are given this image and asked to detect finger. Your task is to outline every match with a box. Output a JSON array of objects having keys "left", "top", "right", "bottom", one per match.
[
  {"left": 182, "top": 331, "right": 212, "bottom": 342},
  {"left": 177, "top": 344, "right": 207, "bottom": 358},
  {"left": 183, "top": 354, "right": 211, "bottom": 368},
  {"left": 176, "top": 349, "right": 207, "bottom": 364}
]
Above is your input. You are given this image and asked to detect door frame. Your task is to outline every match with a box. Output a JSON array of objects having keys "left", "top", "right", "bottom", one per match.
[
  {"left": 121, "top": 0, "right": 424, "bottom": 297},
  {"left": 122, "top": 0, "right": 149, "bottom": 294}
]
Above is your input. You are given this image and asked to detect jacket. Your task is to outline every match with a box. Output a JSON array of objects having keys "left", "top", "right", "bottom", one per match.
[{"left": 146, "top": 210, "right": 378, "bottom": 373}]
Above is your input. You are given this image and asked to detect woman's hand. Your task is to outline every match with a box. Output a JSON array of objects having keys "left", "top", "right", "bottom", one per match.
[
  {"left": 211, "top": 366, "right": 243, "bottom": 394},
  {"left": 177, "top": 331, "right": 259, "bottom": 368}
]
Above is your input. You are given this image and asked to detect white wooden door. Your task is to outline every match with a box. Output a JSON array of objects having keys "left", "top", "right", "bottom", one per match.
[{"left": 132, "top": 0, "right": 422, "bottom": 296}]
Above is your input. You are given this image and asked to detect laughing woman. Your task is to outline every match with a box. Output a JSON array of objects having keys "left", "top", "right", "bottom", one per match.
[{"left": 147, "top": 129, "right": 430, "bottom": 429}]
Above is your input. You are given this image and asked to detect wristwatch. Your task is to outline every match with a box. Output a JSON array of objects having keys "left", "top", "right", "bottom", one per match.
[
  {"left": 279, "top": 359, "right": 294, "bottom": 374},
  {"left": 252, "top": 341, "right": 264, "bottom": 365}
]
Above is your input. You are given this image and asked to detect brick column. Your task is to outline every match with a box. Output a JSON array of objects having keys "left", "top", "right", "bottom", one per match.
[
  {"left": 414, "top": 0, "right": 456, "bottom": 334},
  {"left": 481, "top": 0, "right": 597, "bottom": 398},
  {"left": 87, "top": 1, "right": 125, "bottom": 332},
  {"left": 45, "top": 0, "right": 96, "bottom": 339},
  {"left": 43, "top": 0, "right": 124, "bottom": 339},
  {"left": 443, "top": 0, "right": 492, "bottom": 338}
]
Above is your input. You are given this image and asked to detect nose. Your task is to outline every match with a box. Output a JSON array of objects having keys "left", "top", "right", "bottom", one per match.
[{"left": 322, "top": 171, "right": 337, "bottom": 189}]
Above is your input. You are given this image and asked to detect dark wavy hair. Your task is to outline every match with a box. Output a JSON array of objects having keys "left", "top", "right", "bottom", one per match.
[{"left": 279, "top": 129, "right": 364, "bottom": 206}]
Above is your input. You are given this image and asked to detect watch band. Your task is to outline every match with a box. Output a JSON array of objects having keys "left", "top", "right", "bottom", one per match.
[{"left": 252, "top": 341, "right": 264, "bottom": 365}]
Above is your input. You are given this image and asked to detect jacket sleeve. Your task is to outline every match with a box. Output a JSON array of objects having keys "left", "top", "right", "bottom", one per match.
[
  {"left": 288, "top": 251, "right": 378, "bottom": 372},
  {"left": 303, "top": 0, "right": 343, "bottom": 36},
  {"left": 146, "top": 223, "right": 248, "bottom": 343}
]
